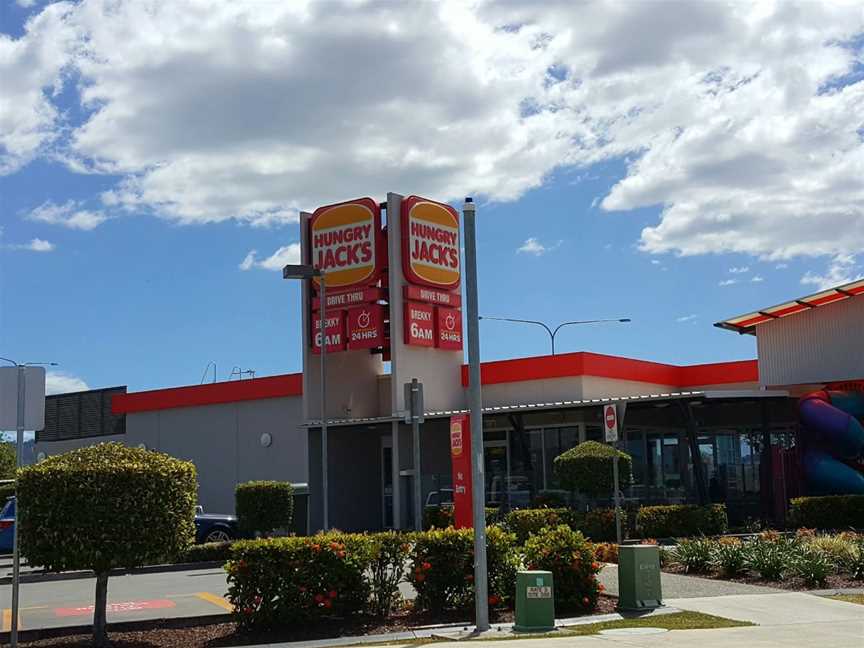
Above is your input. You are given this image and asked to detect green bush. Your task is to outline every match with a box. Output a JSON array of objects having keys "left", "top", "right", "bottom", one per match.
[
  {"left": 804, "top": 534, "right": 857, "bottom": 566},
  {"left": 422, "top": 506, "right": 500, "bottom": 531},
  {"left": 523, "top": 525, "right": 603, "bottom": 612},
  {"left": 368, "top": 532, "right": 411, "bottom": 617},
  {"left": 840, "top": 538, "right": 864, "bottom": 579},
  {"left": 747, "top": 537, "right": 793, "bottom": 581},
  {"left": 637, "top": 504, "right": 728, "bottom": 538},
  {"left": 790, "top": 495, "right": 864, "bottom": 530},
  {"left": 226, "top": 533, "right": 373, "bottom": 629},
  {"left": 410, "top": 526, "right": 518, "bottom": 612},
  {"left": 0, "top": 481, "right": 14, "bottom": 502},
  {"left": 182, "top": 541, "right": 234, "bottom": 564},
  {"left": 712, "top": 538, "right": 748, "bottom": 577},
  {"left": 582, "top": 507, "right": 626, "bottom": 542},
  {"left": 236, "top": 481, "right": 294, "bottom": 536},
  {"left": 0, "top": 442, "right": 16, "bottom": 480},
  {"left": 790, "top": 546, "right": 832, "bottom": 587},
  {"left": 17, "top": 443, "right": 197, "bottom": 645},
  {"left": 670, "top": 538, "right": 715, "bottom": 574},
  {"left": 553, "top": 441, "right": 632, "bottom": 498},
  {"left": 500, "top": 508, "right": 582, "bottom": 544}
]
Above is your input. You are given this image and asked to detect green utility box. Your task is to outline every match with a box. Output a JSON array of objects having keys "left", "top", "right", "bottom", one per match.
[
  {"left": 514, "top": 570, "right": 555, "bottom": 632},
  {"left": 617, "top": 545, "right": 663, "bottom": 611}
]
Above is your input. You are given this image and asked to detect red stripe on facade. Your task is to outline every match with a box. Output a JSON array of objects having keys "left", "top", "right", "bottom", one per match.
[
  {"left": 461, "top": 352, "right": 757, "bottom": 388},
  {"left": 112, "top": 374, "right": 303, "bottom": 414}
]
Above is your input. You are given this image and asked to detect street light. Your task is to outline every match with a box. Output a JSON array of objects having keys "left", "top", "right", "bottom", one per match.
[
  {"left": 282, "top": 263, "right": 330, "bottom": 530},
  {"left": 479, "top": 317, "right": 631, "bottom": 355}
]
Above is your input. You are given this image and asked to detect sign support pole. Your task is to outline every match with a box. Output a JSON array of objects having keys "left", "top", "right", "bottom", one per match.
[
  {"left": 463, "top": 197, "right": 489, "bottom": 633},
  {"left": 409, "top": 379, "right": 423, "bottom": 531},
  {"left": 320, "top": 278, "right": 328, "bottom": 531},
  {"left": 11, "top": 364, "right": 25, "bottom": 648},
  {"left": 613, "top": 451, "right": 622, "bottom": 545}
]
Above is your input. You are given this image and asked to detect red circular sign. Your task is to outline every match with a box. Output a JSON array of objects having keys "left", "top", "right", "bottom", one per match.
[{"left": 605, "top": 405, "right": 616, "bottom": 430}]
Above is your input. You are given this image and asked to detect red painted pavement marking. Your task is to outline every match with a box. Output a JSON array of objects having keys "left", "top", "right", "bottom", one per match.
[{"left": 55, "top": 599, "right": 176, "bottom": 617}]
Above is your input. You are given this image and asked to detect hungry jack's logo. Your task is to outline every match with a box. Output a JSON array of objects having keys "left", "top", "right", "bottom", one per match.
[
  {"left": 401, "top": 196, "right": 460, "bottom": 289},
  {"left": 310, "top": 198, "right": 382, "bottom": 290}
]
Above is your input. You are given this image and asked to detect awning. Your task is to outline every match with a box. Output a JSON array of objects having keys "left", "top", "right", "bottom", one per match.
[{"left": 714, "top": 278, "right": 864, "bottom": 335}]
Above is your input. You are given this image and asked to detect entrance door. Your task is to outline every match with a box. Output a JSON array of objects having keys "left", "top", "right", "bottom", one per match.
[{"left": 484, "top": 439, "right": 509, "bottom": 507}]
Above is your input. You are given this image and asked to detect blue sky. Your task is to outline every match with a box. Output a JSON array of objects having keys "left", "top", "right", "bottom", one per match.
[{"left": 1, "top": 2, "right": 862, "bottom": 394}]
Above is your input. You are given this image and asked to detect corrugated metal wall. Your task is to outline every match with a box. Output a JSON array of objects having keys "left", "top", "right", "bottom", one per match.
[{"left": 757, "top": 295, "right": 864, "bottom": 386}]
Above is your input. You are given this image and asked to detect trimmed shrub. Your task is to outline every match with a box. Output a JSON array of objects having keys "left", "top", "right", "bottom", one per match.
[
  {"left": 582, "top": 507, "right": 626, "bottom": 542},
  {"left": 422, "top": 506, "right": 501, "bottom": 531},
  {"left": 669, "top": 537, "right": 715, "bottom": 574},
  {"left": 501, "top": 508, "right": 582, "bottom": 544},
  {"left": 712, "top": 537, "right": 748, "bottom": 577},
  {"left": 17, "top": 443, "right": 197, "bottom": 645},
  {"left": 236, "top": 481, "right": 294, "bottom": 536},
  {"left": 523, "top": 525, "right": 603, "bottom": 612},
  {"left": 226, "top": 533, "right": 373, "bottom": 629},
  {"left": 790, "top": 495, "right": 864, "bottom": 530},
  {"left": 636, "top": 504, "right": 728, "bottom": 538},
  {"left": 368, "top": 532, "right": 411, "bottom": 617},
  {"left": 410, "top": 526, "right": 519, "bottom": 613},
  {"left": 182, "top": 541, "right": 234, "bottom": 564},
  {"left": 553, "top": 441, "right": 632, "bottom": 498}
]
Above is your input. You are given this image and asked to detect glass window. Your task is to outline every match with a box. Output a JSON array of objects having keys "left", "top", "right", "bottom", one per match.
[
  {"left": 508, "top": 428, "right": 542, "bottom": 508},
  {"left": 624, "top": 429, "right": 645, "bottom": 484},
  {"left": 544, "top": 426, "right": 579, "bottom": 490}
]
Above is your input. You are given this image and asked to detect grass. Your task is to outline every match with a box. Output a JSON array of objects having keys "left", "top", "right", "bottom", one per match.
[
  {"left": 356, "top": 611, "right": 753, "bottom": 646},
  {"left": 827, "top": 594, "right": 864, "bottom": 606}
]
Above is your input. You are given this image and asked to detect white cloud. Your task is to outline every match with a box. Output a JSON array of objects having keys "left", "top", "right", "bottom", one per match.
[
  {"left": 676, "top": 314, "right": 697, "bottom": 323},
  {"left": 17, "top": 0, "right": 38, "bottom": 7},
  {"left": 775, "top": 263, "right": 789, "bottom": 270},
  {"left": 650, "top": 259, "right": 661, "bottom": 265},
  {"left": 751, "top": 275, "right": 764, "bottom": 283},
  {"left": 801, "top": 254, "right": 863, "bottom": 290},
  {"left": 2, "top": 0, "right": 864, "bottom": 269},
  {"left": 45, "top": 371, "right": 89, "bottom": 395},
  {"left": 6, "top": 238, "right": 55, "bottom": 252},
  {"left": 517, "top": 237, "right": 561, "bottom": 256},
  {"left": 27, "top": 200, "right": 108, "bottom": 230},
  {"left": 239, "top": 243, "right": 301, "bottom": 272},
  {"left": 728, "top": 266, "right": 749, "bottom": 274},
  {"left": 718, "top": 278, "right": 739, "bottom": 287}
]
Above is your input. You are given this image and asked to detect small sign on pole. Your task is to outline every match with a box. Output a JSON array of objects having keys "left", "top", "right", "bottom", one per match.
[{"left": 604, "top": 404, "right": 618, "bottom": 443}]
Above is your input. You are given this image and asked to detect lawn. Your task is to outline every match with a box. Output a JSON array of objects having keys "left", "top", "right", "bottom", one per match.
[{"left": 827, "top": 594, "right": 864, "bottom": 606}]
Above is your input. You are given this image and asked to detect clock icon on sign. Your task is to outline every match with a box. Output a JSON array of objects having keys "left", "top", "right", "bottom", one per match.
[
  {"left": 358, "top": 310, "right": 370, "bottom": 328},
  {"left": 445, "top": 313, "right": 456, "bottom": 331}
]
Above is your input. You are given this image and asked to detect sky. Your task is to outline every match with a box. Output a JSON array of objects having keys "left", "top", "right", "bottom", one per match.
[{"left": 1, "top": 0, "right": 863, "bottom": 395}]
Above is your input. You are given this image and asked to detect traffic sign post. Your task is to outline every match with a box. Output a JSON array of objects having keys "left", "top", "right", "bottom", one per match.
[
  {"left": 404, "top": 379, "right": 424, "bottom": 531},
  {"left": 603, "top": 403, "right": 623, "bottom": 545}
]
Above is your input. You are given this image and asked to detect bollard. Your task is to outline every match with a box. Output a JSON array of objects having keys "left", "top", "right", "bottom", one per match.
[
  {"left": 617, "top": 545, "right": 663, "bottom": 611},
  {"left": 514, "top": 570, "right": 555, "bottom": 632}
]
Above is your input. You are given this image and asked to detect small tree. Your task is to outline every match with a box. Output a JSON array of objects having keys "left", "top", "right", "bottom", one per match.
[
  {"left": 553, "top": 441, "right": 632, "bottom": 498},
  {"left": 17, "top": 443, "right": 197, "bottom": 646},
  {"left": 235, "top": 480, "right": 294, "bottom": 536}
]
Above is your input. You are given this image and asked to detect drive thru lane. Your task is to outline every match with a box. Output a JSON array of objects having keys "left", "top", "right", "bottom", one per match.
[{"left": 0, "top": 567, "right": 232, "bottom": 631}]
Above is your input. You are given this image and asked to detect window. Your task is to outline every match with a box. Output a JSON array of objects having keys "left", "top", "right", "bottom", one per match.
[{"left": 544, "top": 426, "right": 578, "bottom": 489}]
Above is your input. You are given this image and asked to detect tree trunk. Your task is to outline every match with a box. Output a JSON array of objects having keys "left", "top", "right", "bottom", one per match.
[{"left": 93, "top": 572, "right": 109, "bottom": 646}]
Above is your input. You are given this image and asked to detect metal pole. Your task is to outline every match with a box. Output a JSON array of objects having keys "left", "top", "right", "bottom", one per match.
[
  {"left": 11, "top": 364, "right": 24, "bottom": 647},
  {"left": 551, "top": 332, "right": 555, "bottom": 355},
  {"left": 319, "top": 277, "right": 328, "bottom": 530},
  {"left": 613, "top": 449, "right": 622, "bottom": 545},
  {"left": 411, "top": 379, "right": 422, "bottom": 531},
  {"left": 463, "top": 197, "right": 488, "bottom": 632}
]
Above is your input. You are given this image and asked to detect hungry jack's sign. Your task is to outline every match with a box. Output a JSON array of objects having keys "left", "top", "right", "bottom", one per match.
[{"left": 309, "top": 198, "right": 382, "bottom": 291}]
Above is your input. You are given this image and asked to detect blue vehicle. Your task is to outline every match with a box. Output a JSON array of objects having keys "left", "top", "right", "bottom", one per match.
[
  {"left": 0, "top": 497, "right": 14, "bottom": 553},
  {"left": 193, "top": 505, "right": 239, "bottom": 544}
]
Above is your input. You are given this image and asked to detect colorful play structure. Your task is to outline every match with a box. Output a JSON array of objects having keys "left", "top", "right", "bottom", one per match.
[{"left": 799, "top": 388, "right": 864, "bottom": 495}]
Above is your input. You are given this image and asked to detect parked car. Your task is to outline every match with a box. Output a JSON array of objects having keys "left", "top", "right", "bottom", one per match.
[
  {"left": 425, "top": 488, "right": 454, "bottom": 509},
  {"left": 0, "top": 497, "right": 14, "bottom": 553},
  {"left": 194, "top": 505, "right": 239, "bottom": 544}
]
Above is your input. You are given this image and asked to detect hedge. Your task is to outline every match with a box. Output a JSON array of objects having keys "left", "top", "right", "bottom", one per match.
[
  {"left": 636, "top": 504, "right": 727, "bottom": 538},
  {"left": 182, "top": 541, "right": 234, "bottom": 564},
  {"left": 500, "top": 508, "right": 581, "bottom": 544},
  {"left": 524, "top": 525, "right": 603, "bottom": 611},
  {"left": 423, "top": 506, "right": 500, "bottom": 530},
  {"left": 226, "top": 533, "right": 372, "bottom": 628},
  {"left": 582, "top": 507, "right": 627, "bottom": 542},
  {"left": 789, "top": 495, "right": 864, "bottom": 530},
  {"left": 553, "top": 441, "right": 632, "bottom": 497},
  {"left": 236, "top": 481, "right": 294, "bottom": 536},
  {"left": 409, "top": 526, "right": 519, "bottom": 612},
  {"left": 0, "top": 481, "right": 14, "bottom": 503}
]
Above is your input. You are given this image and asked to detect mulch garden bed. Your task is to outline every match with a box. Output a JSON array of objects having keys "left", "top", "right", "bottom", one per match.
[
  {"left": 662, "top": 564, "right": 862, "bottom": 591},
  {"left": 17, "top": 595, "right": 619, "bottom": 648}
]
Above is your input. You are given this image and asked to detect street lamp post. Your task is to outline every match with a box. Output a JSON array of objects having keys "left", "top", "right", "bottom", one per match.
[
  {"left": 479, "top": 317, "right": 631, "bottom": 354},
  {"left": 283, "top": 264, "right": 329, "bottom": 530}
]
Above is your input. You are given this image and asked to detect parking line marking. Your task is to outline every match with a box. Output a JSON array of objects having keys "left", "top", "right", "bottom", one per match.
[
  {"left": 195, "top": 592, "right": 233, "bottom": 612},
  {"left": 2, "top": 608, "right": 22, "bottom": 632}
]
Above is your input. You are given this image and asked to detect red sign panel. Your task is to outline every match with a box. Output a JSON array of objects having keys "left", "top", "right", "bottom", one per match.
[
  {"left": 347, "top": 304, "right": 385, "bottom": 350},
  {"left": 404, "top": 285, "right": 461, "bottom": 307},
  {"left": 404, "top": 301, "right": 435, "bottom": 347},
  {"left": 310, "top": 197, "right": 382, "bottom": 291},
  {"left": 449, "top": 415, "right": 473, "bottom": 529},
  {"left": 401, "top": 195, "right": 460, "bottom": 290},
  {"left": 436, "top": 306, "right": 463, "bottom": 350},
  {"left": 312, "top": 287, "right": 384, "bottom": 310},
  {"left": 311, "top": 310, "right": 346, "bottom": 354}
]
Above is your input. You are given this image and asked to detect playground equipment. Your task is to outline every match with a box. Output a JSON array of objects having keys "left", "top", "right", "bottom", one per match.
[{"left": 799, "top": 389, "right": 864, "bottom": 495}]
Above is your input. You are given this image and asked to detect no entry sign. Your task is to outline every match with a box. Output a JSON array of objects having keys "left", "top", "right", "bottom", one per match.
[{"left": 604, "top": 404, "right": 618, "bottom": 443}]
